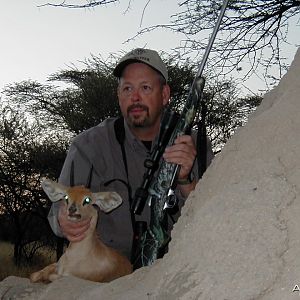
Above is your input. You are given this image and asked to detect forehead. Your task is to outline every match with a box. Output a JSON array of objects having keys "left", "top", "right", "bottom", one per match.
[
  {"left": 67, "top": 186, "right": 92, "bottom": 200},
  {"left": 120, "top": 62, "right": 161, "bottom": 82}
]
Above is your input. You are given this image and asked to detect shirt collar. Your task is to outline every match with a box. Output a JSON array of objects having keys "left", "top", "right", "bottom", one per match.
[{"left": 123, "top": 119, "right": 158, "bottom": 151}]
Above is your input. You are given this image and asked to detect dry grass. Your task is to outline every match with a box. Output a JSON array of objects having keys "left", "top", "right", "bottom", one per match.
[{"left": 0, "top": 241, "right": 56, "bottom": 281}]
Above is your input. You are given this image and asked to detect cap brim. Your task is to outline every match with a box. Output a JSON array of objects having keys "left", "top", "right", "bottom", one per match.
[
  {"left": 113, "top": 59, "right": 167, "bottom": 81},
  {"left": 113, "top": 59, "right": 141, "bottom": 78}
]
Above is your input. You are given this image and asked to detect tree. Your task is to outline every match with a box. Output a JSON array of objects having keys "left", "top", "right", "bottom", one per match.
[
  {"left": 0, "top": 105, "right": 67, "bottom": 265},
  {"left": 203, "top": 79, "right": 262, "bottom": 151},
  {"left": 46, "top": 0, "right": 300, "bottom": 88},
  {"left": 4, "top": 53, "right": 261, "bottom": 152},
  {"left": 139, "top": 1, "right": 300, "bottom": 88},
  {"left": 39, "top": 0, "right": 119, "bottom": 8},
  {"left": 170, "top": 1, "right": 299, "bottom": 83},
  {"left": 4, "top": 56, "right": 120, "bottom": 135}
]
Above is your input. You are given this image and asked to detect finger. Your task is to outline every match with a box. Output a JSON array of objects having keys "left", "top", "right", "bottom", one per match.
[
  {"left": 165, "top": 136, "right": 196, "bottom": 155},
  {"left": 164, "top": 155, "right": 194, "bottom": 176},
  {"left": 164, "top": 144, "right": 196, "bottom": 161},
  {"left": 62, "top": 222, "right": 90, "bottom": 242},
  {"left": 164, "top": 152, "right": 194, "bottom": 164},
  {"left": 174, "top": 135, "right": 194, "bottom": 144},
  {"left": 164, "top": 144, "right": 196, "bottom": 157},
  {"left": 59, "top": 211, "right": 91, "bottom": 238},
  {"left": 163, "top": 147, "right": 195, "bottom": 178},
  {"left": 67, "top": 217, "right": 91, "bottom": 228},
  {"left": 61, "top": 218, "right": 91, "bottom": 237},
  {"left": 67, "top": 236, "right": 82, "bottom": 242},
  {"left": 66, "top": 232, "right": 86, "bottom": 243}
]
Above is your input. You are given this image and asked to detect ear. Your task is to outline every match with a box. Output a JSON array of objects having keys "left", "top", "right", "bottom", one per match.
[
  {"left": 41, "top": 178, "right": 68, "bottom": 203},
  {"left": 92, "top": 192, "right": 122, "bottom": 213},
  {"left": 162, "top": 84, "right": 170, "bottom": 106}
]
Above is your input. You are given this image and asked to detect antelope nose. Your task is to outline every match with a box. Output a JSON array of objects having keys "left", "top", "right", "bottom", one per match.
[{"left": 68, "top": 203, "right": 77, "bottom": 214}]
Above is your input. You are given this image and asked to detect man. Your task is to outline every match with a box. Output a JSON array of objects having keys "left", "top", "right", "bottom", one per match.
[{"left": 48, "top": 48, "right": 214, "bottom": 261}]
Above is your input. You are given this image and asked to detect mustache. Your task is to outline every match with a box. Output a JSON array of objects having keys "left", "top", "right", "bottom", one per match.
[{"left": 127, "top": 104, "right": 149, "bottom": 114}]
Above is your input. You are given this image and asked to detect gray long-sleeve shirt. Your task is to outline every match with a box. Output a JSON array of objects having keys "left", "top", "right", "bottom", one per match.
[{"left": 48, "top": 117, "right": 214, "bottom": 259}]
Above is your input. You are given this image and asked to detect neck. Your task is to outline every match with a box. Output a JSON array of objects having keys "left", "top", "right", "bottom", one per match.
[{"left": 130, "top": 125, "right": 159, "bottom": 141}]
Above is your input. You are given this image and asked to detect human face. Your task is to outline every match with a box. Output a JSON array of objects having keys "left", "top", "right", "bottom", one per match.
[{"left": 117, "top": 63, "right": 170, "bottom": 132}]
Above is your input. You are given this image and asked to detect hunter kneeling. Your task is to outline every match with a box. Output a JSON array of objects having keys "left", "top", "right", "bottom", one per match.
[{"left": 30, "top": 178, "right": 132, "bottom": 283}]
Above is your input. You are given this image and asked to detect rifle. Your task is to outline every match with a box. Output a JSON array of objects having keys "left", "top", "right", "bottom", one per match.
[{"left": 131, "top": 0, "right": 230, "bottom": 269}]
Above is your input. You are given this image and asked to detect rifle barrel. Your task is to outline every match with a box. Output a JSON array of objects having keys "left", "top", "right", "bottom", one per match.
[{"left": 196, "top": 0, "right": 230, "bottom": 79}]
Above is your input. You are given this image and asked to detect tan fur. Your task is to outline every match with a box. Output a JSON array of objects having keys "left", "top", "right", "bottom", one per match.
[{"left": 30, "top": 180, "right": 132, "bottom": 283}]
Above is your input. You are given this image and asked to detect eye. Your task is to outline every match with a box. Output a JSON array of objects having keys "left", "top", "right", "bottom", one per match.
[
  {"left": 64, "top": 195, "right": 69, "bottom": 204},
  {"left": 123, "top": 86, "right": 132, "bottom": 91},
  {"left": 121, "top": 85, "right": 132, "bottom": 95},
  {"left": 142, "top": 84, "right": 152, "bottom": 94},
  {"left": 83, "top": 196, "right": 92, "bottom": 206}
]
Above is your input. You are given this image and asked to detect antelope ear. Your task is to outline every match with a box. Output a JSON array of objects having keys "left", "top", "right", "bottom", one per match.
[
  {"left": 92, "top": 192, "right": 122, "bottom": 213},
  {"left": 41, "top": 178, "right": 68, "bottom": 203}
]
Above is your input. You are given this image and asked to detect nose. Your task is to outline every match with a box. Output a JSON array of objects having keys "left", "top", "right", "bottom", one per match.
[
  {"left": 130, "top": 87, "right": 141, "bottom": 103},
  {"left": 68, "top": 203, "right": 77, "bottom": 214}
]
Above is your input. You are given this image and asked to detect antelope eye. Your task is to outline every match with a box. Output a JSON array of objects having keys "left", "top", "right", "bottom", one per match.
[
  {"left": 64, "top": 195, "right": 69, "bottom": 204},
  {"left": 83, "top": 197, "right": 92, "bottom": 206}
]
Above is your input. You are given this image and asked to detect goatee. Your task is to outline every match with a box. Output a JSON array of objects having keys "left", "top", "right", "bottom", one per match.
[{"left": 127, "top": 104, "right": 149, "bottom": 127}]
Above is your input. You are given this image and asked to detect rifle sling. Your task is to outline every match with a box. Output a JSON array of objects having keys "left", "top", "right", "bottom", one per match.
[
  {"left": 196, "top": 101, "right": 208, "bottom": 178},
  {"left": 114, "top": 117, "right": 129, "bottom": 178},
  {"left": 113, "top": 117, "right": 136, "bottom": 226}
]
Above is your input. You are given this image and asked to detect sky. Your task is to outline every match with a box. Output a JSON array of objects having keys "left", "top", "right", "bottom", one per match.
[
  {"left": 0, "top": 1, "right": 299, "bottom": 96},
  {"left": 0, "top": 1, "right": 182, "bottom": 91}
]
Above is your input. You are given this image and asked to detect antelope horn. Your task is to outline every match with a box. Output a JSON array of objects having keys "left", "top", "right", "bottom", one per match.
[
  {"left": 70, "top": 160, "right": 75, "bottom": 187},
  {"left": 86, "top": 165, "right": 94, "bottom": 189}
]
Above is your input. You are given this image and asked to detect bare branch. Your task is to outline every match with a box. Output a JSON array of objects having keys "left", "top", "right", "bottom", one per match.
[
  {"left": 38, "top": 0, "right": 120, "bottom": 9},
  {"left": 140, "top": 0, "right": 151, "bottom": 27},
  {"left": 125, "top": 0, "right": 300, "bottom": 86}
]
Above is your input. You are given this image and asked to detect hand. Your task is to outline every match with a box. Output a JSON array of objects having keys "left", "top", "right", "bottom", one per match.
[
  {"left": 163, "top": 134, "right": 196, "bottom": 180},
  {"left": 58, "top": 202, "right": 91, "bottom": 242}
]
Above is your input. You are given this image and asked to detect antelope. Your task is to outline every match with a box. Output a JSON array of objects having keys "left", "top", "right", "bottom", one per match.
[{"left": 30, "top": 178, "right": 132, "bottom": 283}]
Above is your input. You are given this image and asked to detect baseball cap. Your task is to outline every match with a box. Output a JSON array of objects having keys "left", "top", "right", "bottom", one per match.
[{"left": 113, "top": 48, "right": 168, "bottom": 82}]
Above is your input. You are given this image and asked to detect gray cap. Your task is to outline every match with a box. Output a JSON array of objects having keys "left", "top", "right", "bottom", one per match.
[{"left": 113, "top": 48, "right": 168, "bottom": 82}]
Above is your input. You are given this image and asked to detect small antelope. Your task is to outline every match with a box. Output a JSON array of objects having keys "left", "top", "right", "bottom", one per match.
[{"left": 30, "top": 178, "right": 132, "bottom": 283}]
